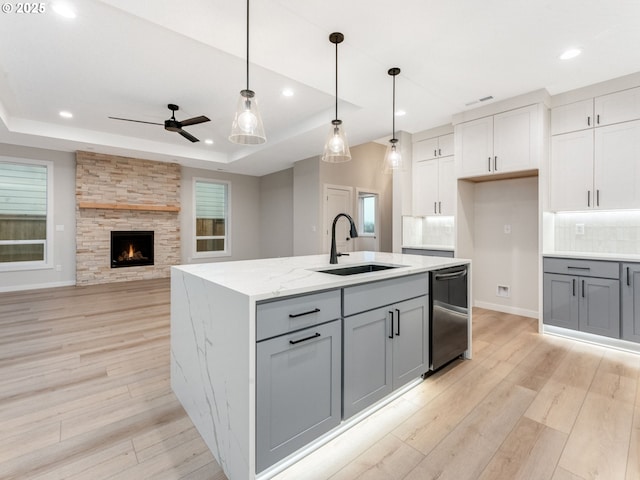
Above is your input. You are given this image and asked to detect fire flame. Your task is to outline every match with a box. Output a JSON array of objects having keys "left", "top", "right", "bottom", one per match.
[{"left": 128, "top": 244, "right": 134, "bottom": 259}]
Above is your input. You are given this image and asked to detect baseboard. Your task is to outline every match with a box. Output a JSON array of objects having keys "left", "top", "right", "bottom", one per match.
[
  {"left": 0, "top": 280, "right": 76, "bottom": 293},
  {"left": 473, "top": 300, "right": 538, "bottom": 319}
]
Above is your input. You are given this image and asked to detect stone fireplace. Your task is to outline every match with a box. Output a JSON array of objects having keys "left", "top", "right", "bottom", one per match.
[{"left": 75, "top": 151, "right": 181, "bottom": 286}]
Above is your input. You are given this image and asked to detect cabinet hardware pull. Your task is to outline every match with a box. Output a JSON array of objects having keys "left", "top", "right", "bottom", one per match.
[
  {"left": 582, "top": 279, "right": 585, "bottom": 298},
  {"left": 488, "top": 157, "right": 491, "bottom": 171},
  {"left": 597, "top": 114, "right": 600, "bottom": 124},
  {"left": 567, "top": 266, "right": 590, "bottom": 270},
  {"left": 434, "top": 149, "right": 437, "bottom": 157},
  {"left": 395, "top": 308, "right": 401, "bottom": 336},
  {"left": 289, "top": 308, "right": 320, "bottom": 318},
  {"left": 587, "top": 116, "right": 591, "bottom": 127},
  {"left": 628, "top": 267, "right": 631, "bottom": 286},
  {"left": 494, "top": 156, "right": 497, "bottom": 171},
  {"left": 596, "top": 189, "right": 600, "bottom": 207},
  {"left": 572, "top": 278, "right": 576, "bottom": 296},
  {"left": 434, "top": 202, "right": 437, "bottom": 214},
  {"left": 438, "top": 148, "right": 441, "bottom": 156},
  {"left": 587, "top": 190, "right": 591, "bottom": 207},
  {"left": 438, "top": 201, "right": 442, "bottom": 214},
  {"left": 389, "top": 311, "right": 395, "bottom": 339},
  {"left": 289, "top": 332, "right": 321, "bottom": 344},
  {"left": 434, "top": 269, "right": 467, "bottom": 280}
]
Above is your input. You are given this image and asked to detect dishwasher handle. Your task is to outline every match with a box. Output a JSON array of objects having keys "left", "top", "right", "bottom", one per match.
[{"left": 434, "top": 269, "right": 467, "bottom": 280}]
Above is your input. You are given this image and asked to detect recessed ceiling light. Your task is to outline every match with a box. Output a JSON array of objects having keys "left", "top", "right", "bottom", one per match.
[
  {"left": 59, "top": 110, "right": 73, "bottom": 118},
  {"left": 282, "top": 88, "right": 294, "bottom": 97},
  {"left": 560, "top": 48, "right": 582, "bottom": 60},
  {"left": 52, "top": 2, "right": 77, "bottom": 18},
  {"left": 204, "top": 139, "right": 214, "bottom": 145},
  {"left": 395, "top": 110, "right": 406, "bottom": 117}
]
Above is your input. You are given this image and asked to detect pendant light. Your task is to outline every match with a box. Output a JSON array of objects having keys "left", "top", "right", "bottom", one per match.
[
  {"left": 229, "top": 0, "right": 266, "bottom": 145},
  {"left": 382, "top": 67, "right": 402, "bottom": 173},
  {"left": 322, "top": 32, "right": 351, "bottom": 163}
]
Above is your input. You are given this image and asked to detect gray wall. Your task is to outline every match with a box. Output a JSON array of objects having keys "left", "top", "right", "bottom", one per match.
[
  {"left": 293, "top": 157, "right": 321, "bottom": 256},
  {"left": 180, "top": 166, "right": 261, "bottom": 264},
  {"left": 259, "top": 168, "right": 293, "bottom": 258},
  {"left": 0, "top": 144, "right": 76, "bottom": 292}
]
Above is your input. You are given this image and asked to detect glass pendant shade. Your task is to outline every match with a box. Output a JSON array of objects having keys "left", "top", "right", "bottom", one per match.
[
  {"left": 229, "top": 89, "right": 266, "bottom": 145},
  {"left": 322, "top": 120, "right": 351, "bottom": 163},
  {"left": 381, "top": 139, "right": 403, "bottom": 174}
]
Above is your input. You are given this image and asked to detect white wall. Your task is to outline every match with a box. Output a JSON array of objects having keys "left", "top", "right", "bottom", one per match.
[
  {"left": 259, "top": 168, "right": 293, "bottom": 258},
  {"left": 180, "top": 166, "right": 261, "bottom": 264},
  {"left": 471, "top": 177, "right": 539, "bottom": 317},
  {"left": 0, "top": 144, "right": 76, "bottom": 292}
]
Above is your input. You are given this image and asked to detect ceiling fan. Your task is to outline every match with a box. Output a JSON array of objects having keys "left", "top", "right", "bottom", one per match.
[{"left": 108, "top": 104, "right": 210, "bottom": 143}]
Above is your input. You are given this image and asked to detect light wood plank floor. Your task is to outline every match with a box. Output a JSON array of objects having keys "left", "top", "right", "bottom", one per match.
[{"left": 1, "top": 279, "right": 638, "bottom": 479}]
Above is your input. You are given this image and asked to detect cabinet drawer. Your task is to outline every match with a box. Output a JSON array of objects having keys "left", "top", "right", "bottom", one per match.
[
  {"left": 343, "top": 273, "right": 428, "bottom": 316},
  {"left": 543, "top": 257, "right": 619, "bottom": 279},
  {"left": 256, "top": 290, "right": 340, "bottom": 341}
]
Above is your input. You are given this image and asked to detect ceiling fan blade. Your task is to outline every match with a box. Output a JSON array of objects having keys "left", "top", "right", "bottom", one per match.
[
  {"left": 178, "top": 129, "right": 199, "bottom": 143},
  {"left": 108, "top": 116, "right": 163, "bottom": 125},
  {"left": 180, "top": 115, "right": 210, "bottom": 127}
]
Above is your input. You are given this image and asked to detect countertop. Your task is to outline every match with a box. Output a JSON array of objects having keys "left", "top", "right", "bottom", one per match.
[
  {"left": 543, "top": 251, "right": 640, "bottom": 262},
  {"left": 401, "top": 245, "right": 455, "bottom": 251},
  {"left": 173, "top": 251, "right": 469, "bottom": 302}
]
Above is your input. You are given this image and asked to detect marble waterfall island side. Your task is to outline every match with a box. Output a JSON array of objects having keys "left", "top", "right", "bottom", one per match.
[{"left": 170, "top": 251, "right": 470, "bottom": 480}]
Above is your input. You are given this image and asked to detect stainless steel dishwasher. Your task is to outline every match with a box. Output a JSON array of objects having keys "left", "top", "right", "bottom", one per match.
[{"left": 430, "top": 265, "right": 469, "bottom": 370}]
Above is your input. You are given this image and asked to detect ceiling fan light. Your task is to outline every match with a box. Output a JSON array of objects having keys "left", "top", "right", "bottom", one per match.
[
  {"left": 322, "top": 121, "right": 351, "bottom": 162},
  {"left": 229, "top": 90, "right": 266, "bottom": 145}
]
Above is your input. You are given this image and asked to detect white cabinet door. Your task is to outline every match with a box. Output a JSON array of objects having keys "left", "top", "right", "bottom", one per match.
[
  {"left": 413, "top": 137, "right": 439, "bottom": 162},
  {"left": 493, "top": 105, "right": 538, "bottom": 174},
  {"left": 438, "top": 133, "right": 454, "bottom": 157},
  {"left": 595, "top": 86, "right": 640, "bottom": 127},
  {"left": 438, "top": 157, "right": 456, "bottom": 216},
  {"left": 550, "top": 130, "right": 594, "bottom": 211},
  {"left": 413, "top": 159, "right": 439, "bottom": 216},
  {"left": 551, "top": 99, "right": 594, "bottom": 135},
  {"left": 455, "top": 116, "right": 493, "bottom": 178},
  {"left": 594, "top": 120, "right": 640, "bottom": 209}
]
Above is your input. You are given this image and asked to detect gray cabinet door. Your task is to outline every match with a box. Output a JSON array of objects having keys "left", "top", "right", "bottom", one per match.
[
  {"left": 543, "top": 273, "right": 579, "bottom": 330},
  {"left": 579, "top": 277, "right": 620, "bottom": 338},
  {"left": 256, "top": 320, "right": 341, "bottom": 473},
  {"left": 343, "top": 307, "right": 393, "bottom": 419},
  {"left": 392, "top": 296, "right": 429, "bottom": 389},
  {"left": 622, "top": 263, "right": 640, "bottom": 342}
]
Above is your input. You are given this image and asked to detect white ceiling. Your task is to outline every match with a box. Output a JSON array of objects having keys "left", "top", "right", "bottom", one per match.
[{"left": 1, "top": 0, "right": 639, "bottom": 176}]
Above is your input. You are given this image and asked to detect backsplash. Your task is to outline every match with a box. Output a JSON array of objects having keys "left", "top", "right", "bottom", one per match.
[
  {"left": 554, "top": 211, "right": 640, "bottom": 254},
  {"left": 402, "top": 215, "right": 455, "bottom": 247}
]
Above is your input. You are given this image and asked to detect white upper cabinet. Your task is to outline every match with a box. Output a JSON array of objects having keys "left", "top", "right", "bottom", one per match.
[
  {"left": 414, "top": 134, "right": 454, "bottom": 162},
  {"left": 456, "top": 104, "right": 539, "bottom": 179},
  {"left": 412, "top": 157, "right": 455, "bottom": 216},
  {"left": 551, "top": 99, "right": 594, "bottom": 135},
  {"left": 550, "top": 119, "right": 640, "bottom": 211},
  {"left": 594, "top": 87, "right": 640, "bottom": 127}
]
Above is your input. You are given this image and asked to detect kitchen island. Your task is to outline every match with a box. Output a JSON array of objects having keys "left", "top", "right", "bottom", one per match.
[{"left": 170, "top": 251, "right": 471, "bottom": 480}]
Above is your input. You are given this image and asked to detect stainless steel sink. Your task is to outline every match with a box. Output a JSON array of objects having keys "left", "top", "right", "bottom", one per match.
[{"left": 316, "top": 263, "right": 402, "bottom": 276}]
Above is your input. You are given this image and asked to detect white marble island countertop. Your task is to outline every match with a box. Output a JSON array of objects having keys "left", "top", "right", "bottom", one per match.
[{"left": 173, "top": 250, "right": 469, "bottom": 302}]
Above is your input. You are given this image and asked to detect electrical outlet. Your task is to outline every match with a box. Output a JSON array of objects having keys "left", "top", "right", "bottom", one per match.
[
  {"left": 504, "top": 224, "right": 511, "bottom": 234},
  {"left": 496, "top": 285, "right": 510, "bottom": 297},
  {"left": 575, "top": 223, "right": 585, "bottom": 235}
]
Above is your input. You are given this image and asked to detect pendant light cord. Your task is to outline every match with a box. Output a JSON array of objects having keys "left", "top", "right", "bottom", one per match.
[
  {"left": 392, "top": 73, "right": 396, "bottom": 139},
  {"left": 246, "top": 0, "right": 250, "bottom": 92},
  {"left": 334, "top": 40, "right": 338, "bottom": 121}
]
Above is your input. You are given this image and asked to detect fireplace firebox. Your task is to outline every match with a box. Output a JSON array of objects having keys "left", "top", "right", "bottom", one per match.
[{"left": 110, "top": 231, "right": 154, "bottom": 268}]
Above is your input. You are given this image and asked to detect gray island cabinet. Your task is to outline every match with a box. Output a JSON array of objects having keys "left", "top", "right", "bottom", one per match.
[{"left": 171, "top": 252, "right": 470, "bottom": 480}]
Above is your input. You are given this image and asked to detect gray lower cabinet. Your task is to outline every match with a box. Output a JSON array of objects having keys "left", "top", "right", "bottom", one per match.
[
  {"left": 622, "top": 263, "right": 640, "bottom": 342},
  {"left": 343, "top": 295, "right": 428, "bottom": 419},
  {"left": 256, "top": 319, "right": 341, "bottom": 473},
  {"left": 543, "top": 258, "right": 620, "bottom": 339}
]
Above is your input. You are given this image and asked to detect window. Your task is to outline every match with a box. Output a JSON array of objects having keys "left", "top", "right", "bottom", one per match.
[
  {"left": 0, "top": 159, "right": 52, "bottom": 269},
  {"left": 194, "top": 179, "right": 230, "bottom": 257},
  {"left": 358, "top": 192, "right": 377, "bottom": 237}
]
